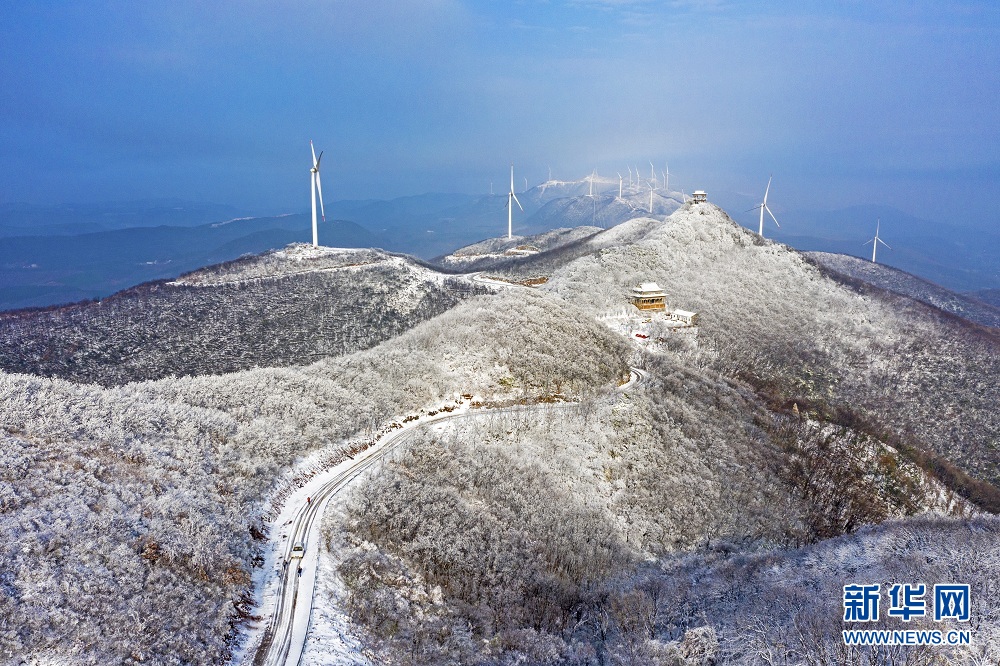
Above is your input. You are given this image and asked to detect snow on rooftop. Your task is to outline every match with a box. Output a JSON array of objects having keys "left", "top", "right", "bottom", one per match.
[{"left": 631, "top": 282, "right": 665, "bottom": 296}]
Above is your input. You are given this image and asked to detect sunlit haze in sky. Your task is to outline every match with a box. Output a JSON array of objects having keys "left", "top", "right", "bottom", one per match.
[{"left": 2, "top": 1, "right": 999, "bottom": 226}]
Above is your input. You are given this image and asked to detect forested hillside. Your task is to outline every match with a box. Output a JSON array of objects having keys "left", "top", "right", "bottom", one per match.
[
  {"left": 807, "top": 251, "right": 1000, "bottom": 329},
  {"left": 519, "top": 204, "right": 999, "bottom": 489},
  {"left": 0, "top": 289, "right": 630, "bottom": 665},
  {"left": 321, "top": 203, "right": 999, "bottom": 664},
  {"left": 0, "top": 245, "right": 485, "bottom": 386},
  {"left": 2, "top": 202, "right": 998, "bottom": 665},
  {"left": 326, "top": 353, "right": 983, "bottom": 664}
]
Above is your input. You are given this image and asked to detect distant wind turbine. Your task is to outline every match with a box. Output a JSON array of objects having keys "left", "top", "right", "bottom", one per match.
[
  {"left": 309, "top": 140, "right": 326, "bottom": 248},
  {"left": 617, "top": 172, "right": 623, "bottom": 199},
  {"left": 865, "top": 219, "right": 891, "bottom": 263},
  {"left": 749, "top": 176, "right": 780, "bottom": 237},
  {"left": 505, "top": 164, "right": 523, "bottom": 239},
  {"left": 648, "top": 181, "right": 654, "bottom": 214},
  {"left": 649, "top": 162, "right": 658, "bottom": 190},
  {"left": 663, "top": 164, "right": 669, "bottom": 193},
  {"left": 524, "top": 176, "right": 528, "bottom": 193}
]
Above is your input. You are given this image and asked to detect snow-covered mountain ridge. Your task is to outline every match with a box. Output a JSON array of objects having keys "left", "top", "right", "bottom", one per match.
[
  {"left": 324, "top": 202, "right": 1000, "bottom": 664},
  {"left": 0, "top": 245, "right": 486, "bottom": 386},
  {"left": 807, "top": 250, "right": 1000, "bottom": 329},
  {"left": 1, "top": 200, "right": 998, "bottom": 664}
]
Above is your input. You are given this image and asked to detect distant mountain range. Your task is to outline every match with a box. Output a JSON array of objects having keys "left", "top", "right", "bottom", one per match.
[
  {"left": 0, "top": 213, "right": 383, "bottom": 310},
  {"left": 2, "top": 186, "right": 997, "bottom": 311},
  {"left": 0, "top": 199, "right": 253, "bottom": 235},
  {"left": 713, "top": 195, "right": 1000, "bottom": 294}
]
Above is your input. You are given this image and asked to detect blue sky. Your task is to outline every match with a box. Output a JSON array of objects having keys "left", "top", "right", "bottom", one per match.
[{"left": 2, "top": 1, "right": 999, "bottom": 224}]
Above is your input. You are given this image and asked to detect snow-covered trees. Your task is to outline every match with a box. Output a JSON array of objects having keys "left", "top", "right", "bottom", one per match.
[{"left": 0, "top": 286, "right": 629, "bottom": 664}]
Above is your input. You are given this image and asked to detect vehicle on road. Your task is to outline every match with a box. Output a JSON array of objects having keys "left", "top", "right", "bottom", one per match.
[{"left": 289, "top": 542, "right": 305, "bottom": 560}]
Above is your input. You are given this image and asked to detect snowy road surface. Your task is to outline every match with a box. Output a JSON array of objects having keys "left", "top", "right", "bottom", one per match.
[{"left": 250, "top": 369, "right": 646, "bottom": 666}]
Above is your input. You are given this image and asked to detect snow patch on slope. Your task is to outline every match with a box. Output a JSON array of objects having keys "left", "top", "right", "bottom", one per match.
[{"left": 172, "top": 243, "right": 387, "bottom": 287}]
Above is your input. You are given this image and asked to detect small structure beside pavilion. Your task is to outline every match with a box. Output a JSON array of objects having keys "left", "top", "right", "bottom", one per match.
[{"left": 670, "top": 309, "right": 700, "bottom": 326}]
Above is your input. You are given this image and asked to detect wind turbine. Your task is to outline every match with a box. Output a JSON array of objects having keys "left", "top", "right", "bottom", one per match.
[
  {"left": 649, "top": 162, "right": 658, "bottom": 190},
  {"left": 663, "top": 163, "right": 670, "bottom": 193},
  {"left": 505, "top": 164, "right": 523, "bottom": 239},
  {"left": 617, "top": 172, "right": 623, "bottom": 199},
  {"left": 627, "top": 166, "right": 633, "bottom": 189},
  {"left": 309, "top": 140, "right": 326, "bottom": 248},
  {"left": 524, "top": 176, "right": 528, "bottom": 193},
  {"left": 749, "top": 176, "right": 780, "bottom": 237},
  {"left": 865, "top": 219, "right": 891, "bottom": 263},
  {"left": 648, "top": 181, "right": 654, "bottom": 214}
]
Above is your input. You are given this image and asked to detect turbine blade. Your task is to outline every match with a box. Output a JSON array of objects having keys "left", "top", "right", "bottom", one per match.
[
  {"left": 763, "top": 176, "right": 772, "bottom": 204},
  {"left": 311, "top": 141, "right": 317, "bottom": 167},
  {"left": 512, "top": 192, "right": 523, "bottom": 211},
  {"left": 315, "top": 150, "right": 323, "bottom": 169},
  {"left": 766, "top": 205, "right": 779, "bottom": 227},
  {"left": 878, "top": 238, "right": 892, "bottom": 249},
  {"left": 315, "top": 173, "right": 326, "bottom": 221}
]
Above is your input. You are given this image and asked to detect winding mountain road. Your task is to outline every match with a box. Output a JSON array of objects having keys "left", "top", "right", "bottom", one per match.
[{"left": 251, "top": 368, "right": 646, "bottom": 666}]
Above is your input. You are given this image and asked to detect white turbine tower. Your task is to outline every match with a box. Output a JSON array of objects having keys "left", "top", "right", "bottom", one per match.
[
  {"left": 865, "top": 219, "right": 891, "bottom": 263},
  {"left": 648, "top": 181, "right": 654, "bottom": 213},
  {"left": 649, "top": 162, "right": 658, "bottom": 190},
  {"left": 505, "top": 164, "right": 523, "bottom": 240},
  {"left": 617, "top": 172, "right": 623, "bottom": 199},
  {"left": 750, "top": 176, "right": 780, "bottom": 237},
  {"left": 627, "top": 165, "right": 633, "bottom": 189},
  {"left": 309, "top": 140, "right": 326, "bottom": 248},
  {"left": 663, "top": 163, "right": 670, "bottom": 193}
]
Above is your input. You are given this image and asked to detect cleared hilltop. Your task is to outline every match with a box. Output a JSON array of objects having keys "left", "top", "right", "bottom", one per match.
[{"left": 0, "top": 244, "right": 487, "bottom": 386}]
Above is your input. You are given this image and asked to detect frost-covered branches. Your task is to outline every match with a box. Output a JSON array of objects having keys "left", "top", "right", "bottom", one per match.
[{"left": 0, "top": 287, "right": 630, "bottom": 664}]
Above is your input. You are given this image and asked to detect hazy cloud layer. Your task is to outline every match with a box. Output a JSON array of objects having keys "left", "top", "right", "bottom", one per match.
[{"left": 1, "top": 1, "right": 998, "bottom": 225}]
